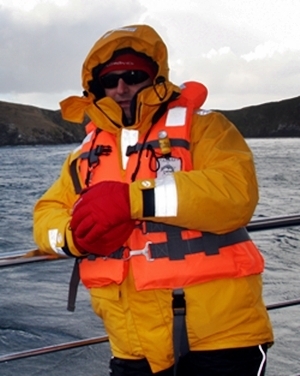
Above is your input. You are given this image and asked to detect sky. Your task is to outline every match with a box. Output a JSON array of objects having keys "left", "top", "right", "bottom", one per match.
[{"left": 0, "top": 0, "right": 300, "bottom": 111}]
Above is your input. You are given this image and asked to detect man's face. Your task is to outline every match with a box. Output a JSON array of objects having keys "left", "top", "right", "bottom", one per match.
[{"left": 101, "top": 70, "right": 152, "bottom": 121}]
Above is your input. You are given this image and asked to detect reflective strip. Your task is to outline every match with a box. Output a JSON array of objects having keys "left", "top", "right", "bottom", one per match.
[
  {"left": 197, "top": 109, "right": 211, "bottom": 116},
  {"left": 166, "top": 107, "right": 187, "bottom": 126},
  {"left": 103, "top": 26, "right": 137, "bottom": 39},
  {"left": 72, "top": 131, "right": 93, "bottom": 154},
  {"left": 121, "top": 129, "right": 139, "bottom": 169},
  {"left": 154, "top": 175, "right": 178, "bottom": 216},
  {"left": 257, "top": 345, "right": 267, "bottom": 376},
  {"left": 48, "top": 229, "right": 66, "bottom": 256}
]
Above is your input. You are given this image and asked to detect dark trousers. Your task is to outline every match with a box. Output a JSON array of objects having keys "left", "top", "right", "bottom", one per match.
[{"left": 109, "top": 344, "right": 268, "bottom": 376}]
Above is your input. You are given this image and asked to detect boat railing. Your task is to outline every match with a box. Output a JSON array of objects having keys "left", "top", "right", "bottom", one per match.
[{"left": 0, "top": 214, "right": 300, "bottom": 367}]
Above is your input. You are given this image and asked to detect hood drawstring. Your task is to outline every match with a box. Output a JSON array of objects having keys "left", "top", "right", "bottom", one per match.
[
  {"left": 153, "top": 76, "right": 168, "bottom": 101},
  {"left": 146, "top": 144, "right": 160, "bottom": 173},
  {"left": 130, "top": 123, "right": 154, "bottom": 182}
]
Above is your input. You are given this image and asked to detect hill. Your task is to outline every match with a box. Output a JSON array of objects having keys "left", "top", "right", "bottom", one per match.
[
  {"left": 220, "top": 96, "right": 300, "bottom": 138},
  {"left": 0, "top": 102, "right": 86, "bottom": 146},
  {"left": 0, "top": 95, "right": 300, "bottom": 146}
]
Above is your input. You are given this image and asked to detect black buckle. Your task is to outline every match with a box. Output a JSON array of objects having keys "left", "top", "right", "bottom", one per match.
[
  {"left": 126, "top": 144, "right": 138, "bottom": 156},
  {"left": 172, "top": 290, "right": 186, "bottom": 316},
  {"left": 95, "top": 145, "right": 112, "bottom": 156}
]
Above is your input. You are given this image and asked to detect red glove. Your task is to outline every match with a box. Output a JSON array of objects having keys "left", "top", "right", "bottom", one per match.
[{"left": 70, "top": 181, "right": 135, "bottom": 256}]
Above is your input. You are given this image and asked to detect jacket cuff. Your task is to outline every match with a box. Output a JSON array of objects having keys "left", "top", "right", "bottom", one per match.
[
  {"left": 65, "top": 225, "right": 87, "bottom": 257},
  {"left": 130, "top": 175, "right": 178, "bottom": 219}
]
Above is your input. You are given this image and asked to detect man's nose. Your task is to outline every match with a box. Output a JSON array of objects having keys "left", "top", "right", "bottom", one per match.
[{"left": 116, "top": 78, "right": 129, "bottom": 93}]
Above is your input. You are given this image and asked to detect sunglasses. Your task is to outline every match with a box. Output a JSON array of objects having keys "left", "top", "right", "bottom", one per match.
[{"left": 100, "top": 70, "right": 150, "bottom": 89}]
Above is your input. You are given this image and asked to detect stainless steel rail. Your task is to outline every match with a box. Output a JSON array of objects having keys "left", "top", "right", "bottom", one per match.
[
  {"left": 1, "top": 215, "right": 300, "bottom": 268},
  {"left": 0, "top": 214, "right": 299, "bottom": 364},
  {"left": 0, "top": 251, "right": 65, "bottom": 267},
  {"left": 0, "top": 335, "right": 109, "bottom": 363},
  {"left": 266, "top": 298, "right": 300, "bottom": 311},
  {"left": 0, "top": 297, "right": 300, "bottom": 364},
  {"left": 246, "top": 214, "right": 300, "bottom": 232}
]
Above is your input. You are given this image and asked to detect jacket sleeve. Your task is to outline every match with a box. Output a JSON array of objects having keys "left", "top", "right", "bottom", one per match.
[
  {"left": 130, "top": 111, "right": 259, "bottom": 234},
  {"left": 33, "top": 152, "right": 82, "bottom": 257}
]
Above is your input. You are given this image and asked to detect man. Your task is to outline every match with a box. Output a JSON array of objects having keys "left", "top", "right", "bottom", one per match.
[{"left": 33, "top": 24, "right": 273, "bottom": 375}]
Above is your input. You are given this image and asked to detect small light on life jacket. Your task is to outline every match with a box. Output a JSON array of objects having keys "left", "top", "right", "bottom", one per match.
[{"left": 158, "top": 130, "right": 171, "bottom": 157}]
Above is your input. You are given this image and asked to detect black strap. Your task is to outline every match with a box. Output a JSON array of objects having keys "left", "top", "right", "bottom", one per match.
[
  {"left": 80, "top": 144, "right": 112, "bottom": 161},
  {"left": 66, "top": 248, "right": 126, "bottom": 312},
  {"left": 126, "top": 139, "right": 190, "bottom": 156},
  {"left": 70, "top": 158, "right": 82, "bottom": 194},
  {"left": 67, "top": 258, "right": 81, "bottom": 312},
  {"left": 91, "top": 225, "right": 251, "bottom": 262},
  {"left": 172, "top": 289, "right": 189, "bottom": 374},
  {"left": 144, "top": 224, "right": 251, "bottom": 259}
]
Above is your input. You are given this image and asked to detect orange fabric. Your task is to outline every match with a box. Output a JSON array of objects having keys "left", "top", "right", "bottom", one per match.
[
  {"left": 129, "top": 240, "right": 264, "bottom": 291},
  {"left": 79, "top": 81, "right": 206, "bottom": 186},
  {"left": 79, "top": 129, "right": 123, "bottom": 186},
  {"left": 76, "top": 82, "right": 264, "bottom": 291},
  {"left": 79, "top": 257, "right": 129, "bottom": 288}
]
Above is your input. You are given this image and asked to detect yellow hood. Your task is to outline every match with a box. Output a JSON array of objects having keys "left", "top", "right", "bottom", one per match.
[
  {"left": 82, "top": 24, "right": 169, "bottom": 93},
  {"left": 60, "top": 24, "right": 180, "bottom": 126}
]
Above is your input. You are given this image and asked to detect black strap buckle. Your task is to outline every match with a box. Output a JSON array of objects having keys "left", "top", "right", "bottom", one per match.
[
  {"left": 172, "top": 289, "right": 186, "bottom": 316},
  {"left": 95, "top": 145, "right": 112, "bottom": 156},
  {"left": 126, "top": 144, "right": 138, "bottom": 156}
]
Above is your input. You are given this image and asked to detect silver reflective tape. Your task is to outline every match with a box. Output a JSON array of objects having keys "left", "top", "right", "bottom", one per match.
[
  {"left": 154, "top": 175, "right": 178, "bottom": 216},
  {"left": 72, "top": 131, "right": 93, "bottom": 154},
  {"left": 48, "top": 229, "right": 65, "bottom": 256},
  {"left": 121, "top": 129, "right": 139, "bottom": 169},
  {"left": 165, "top": 107, "right": 186, "bottom": 126},
  {"left": 257, "top": 345, "right": 267, "bottom": 376}
]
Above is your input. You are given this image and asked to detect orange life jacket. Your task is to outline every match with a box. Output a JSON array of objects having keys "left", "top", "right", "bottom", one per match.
[{"left": 70, "top": 82, "right": 264, "bottom": 292}]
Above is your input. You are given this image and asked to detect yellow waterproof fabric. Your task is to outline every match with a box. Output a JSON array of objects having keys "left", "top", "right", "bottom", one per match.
[
  {"left": 33, "top": 24, "right": 273, "bottom": 373},
  {"left": 90, "top": 273, "right": 272, "bottom": 373},
  {"left": 59, "top": 24, "right": 178, "bottom": 126}
]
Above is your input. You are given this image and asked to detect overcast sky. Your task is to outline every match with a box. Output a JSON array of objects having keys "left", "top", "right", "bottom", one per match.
[{"left": 1, "top": 0, "right": 299, "bottom": 111}]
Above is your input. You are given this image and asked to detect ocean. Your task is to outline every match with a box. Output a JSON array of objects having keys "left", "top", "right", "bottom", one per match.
[{"left": 0, "top": 138, "right": 300, "bottom": 376}]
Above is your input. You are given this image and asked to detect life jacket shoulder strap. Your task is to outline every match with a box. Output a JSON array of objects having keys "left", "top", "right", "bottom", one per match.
[{"left": 170, "top": 81, "right": 208, "bottom": 110}]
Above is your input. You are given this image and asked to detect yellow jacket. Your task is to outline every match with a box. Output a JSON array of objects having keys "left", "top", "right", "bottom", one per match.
[{"left": 33, "top": 24, "right": 273, "bottom": 373}]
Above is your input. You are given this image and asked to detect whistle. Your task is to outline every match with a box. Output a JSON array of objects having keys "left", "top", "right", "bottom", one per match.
[{"left": 158, "top": 131, "right": 171, "bottom": 156}]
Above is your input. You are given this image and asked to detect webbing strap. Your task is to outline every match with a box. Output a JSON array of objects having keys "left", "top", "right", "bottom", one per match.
[
  {"left": 67, "top": 258, "right": 81, "bottom": 312},
  {"left": 172, "top": 289, "right": 189, "bottom": 374},
  {"left": 145, "top": 224, "right": 250, "bottom": 259},
  {"left": 66, "top": 248, "right": 126, "bottom": 312},
  {"left": 126, "top": 139, "right": 190, "bottom": 156},
  {"left": 70, "top": 158, "right": 82, "bottom": 194},
  {"left": 93, "top": 226, "right": 250, "bottom": 262},
  {"left": 80, "top": 144, "right": 112, "bottom": 162}
]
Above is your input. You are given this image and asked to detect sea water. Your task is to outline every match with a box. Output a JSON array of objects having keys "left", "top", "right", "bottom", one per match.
[{"left": 0, "top": 139, "right": 300, "bottom": 376}]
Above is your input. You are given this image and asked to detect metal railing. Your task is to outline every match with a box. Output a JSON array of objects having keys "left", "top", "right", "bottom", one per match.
[{"left": 0, "top": 214, "right": 300, "bottom": 364}]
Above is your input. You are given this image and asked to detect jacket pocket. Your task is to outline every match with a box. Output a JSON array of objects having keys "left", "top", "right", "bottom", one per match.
[{"left": 79, "top": 257, "right": 128, "bottom": 288}]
